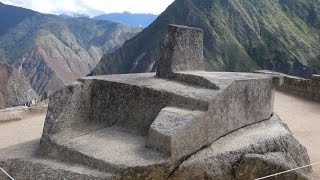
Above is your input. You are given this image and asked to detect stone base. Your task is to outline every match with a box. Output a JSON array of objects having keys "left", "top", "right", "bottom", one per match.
[
  {"left": 0, "top": 72, "right": 311, "bottom": 179},
  {"left": 0, "top": 115, "right": 311, "bottom": 179},
  {"left": 41, "top": 72, "right": 274, "bottom": 162}
]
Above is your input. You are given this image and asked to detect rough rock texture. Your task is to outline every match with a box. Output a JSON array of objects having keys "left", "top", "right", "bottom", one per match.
[
  {"left": 169, "top": 115, "right": 311, "bottom": 179},
  {"left": 40, "top": 72, "right": 274, "bottom": 162},
  {"left": 235, "top": 153, "right": 309, "bottom": 180},
  {"left": 0, "top": 25, "right": 312, "bottom": 179},
  {"left": 156, "top": 24, "right": 204, "bottom": 78},
  {"left": 0, "top": 62, "right": 39, "bottom": 109},
  {"left": 0, "top": 115, "right": 312, "bottom": 179}
]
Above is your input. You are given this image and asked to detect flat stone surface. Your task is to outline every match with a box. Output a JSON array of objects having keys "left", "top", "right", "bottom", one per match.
[
  {"left": 83, "top": 72, "right": 272, "bottom": 102},
  {"left": 53, "top": 127, "right": 168, "bottom": 172},
  {"left": 83, "top": 73, "right": 221, "bottom": 103}
]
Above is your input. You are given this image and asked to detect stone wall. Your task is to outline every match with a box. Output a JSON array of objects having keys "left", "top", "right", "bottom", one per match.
[{"left": 256, "top": 70, "right": 320, "bottom": 102}]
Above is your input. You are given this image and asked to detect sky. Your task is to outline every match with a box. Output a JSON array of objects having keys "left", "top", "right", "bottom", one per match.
[{"left": 1, "top": 0, "right": 175, "bottom": 16}]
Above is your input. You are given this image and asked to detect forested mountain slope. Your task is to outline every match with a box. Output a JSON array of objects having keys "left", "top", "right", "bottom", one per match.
[{"left": 92, "top": 0, "right": 320, "bottom": 78}]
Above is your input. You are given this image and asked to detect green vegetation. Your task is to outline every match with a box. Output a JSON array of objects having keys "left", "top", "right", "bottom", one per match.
[{"left": 92, "top": 0, "right": 320, "bottom": 78}]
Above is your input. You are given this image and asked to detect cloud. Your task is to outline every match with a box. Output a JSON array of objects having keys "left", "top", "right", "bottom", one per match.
[{"left": 0, "top": 0, "right": 174, "bottom": 16}]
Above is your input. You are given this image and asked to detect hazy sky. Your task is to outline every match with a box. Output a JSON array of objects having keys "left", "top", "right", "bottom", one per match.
[{"left": 1, "top": 0, "right": 175, "bottom": 16}]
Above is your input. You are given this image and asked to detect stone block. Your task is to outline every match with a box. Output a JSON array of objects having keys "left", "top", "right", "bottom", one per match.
[
  {"left": 169, "top": 115, "right": 311, "bottom": 179},
  {"left": 156, "top": 24, "right": 204, "bottom": 78},
  {"left": 147, "top": 107, "right": 206, "bottom": 159}
]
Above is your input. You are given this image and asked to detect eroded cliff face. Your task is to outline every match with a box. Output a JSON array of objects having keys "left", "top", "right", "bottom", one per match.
[
  {"left": 11, "top": 20, "right": 141, "bottom": 95},
  {"left": 0, "top": 3, "right": 141, "bottom": 95},
  {"left": 0, "top": 62, "right": 39, "bottom": 109}
]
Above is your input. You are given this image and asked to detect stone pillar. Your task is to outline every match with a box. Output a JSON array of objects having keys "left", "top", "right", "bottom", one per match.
[{"left": 156, "top": 24, "right": 205, "bottom": 78}]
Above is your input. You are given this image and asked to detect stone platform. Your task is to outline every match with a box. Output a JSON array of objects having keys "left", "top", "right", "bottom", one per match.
[{"left": 0, "top": 25, "right": 312, "bottom": 179}]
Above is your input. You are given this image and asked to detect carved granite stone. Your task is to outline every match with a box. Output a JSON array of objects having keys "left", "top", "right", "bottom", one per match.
[
  {"left": 0, "top": 25, "right": 312, "bottom": 180},
  {"left": 157, "top": 24, "right": 204, "bottom": 78}
]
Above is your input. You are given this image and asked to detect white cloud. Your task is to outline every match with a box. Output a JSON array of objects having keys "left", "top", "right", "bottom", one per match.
[{"left": 0, "top": 0, "right": 174, "bottom": 16}]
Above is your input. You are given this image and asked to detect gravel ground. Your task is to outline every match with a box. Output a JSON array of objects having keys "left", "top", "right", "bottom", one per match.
[
  {"left": 0, "top": 113, "right": 46, "bottom": 149},
  {"left": 275, "top": 90, "right": 320, "bottom": 178}
]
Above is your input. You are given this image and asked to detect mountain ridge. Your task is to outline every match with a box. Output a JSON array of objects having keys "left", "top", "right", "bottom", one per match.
[
  {"left": 0, "top": 3, "right": 141, "bottom": 95},
  {"left": 92, "top": 0, "right": 320, "bottom": 78},
  {"left": 94, "top": 12, "right": 158, "bottom": 27}
]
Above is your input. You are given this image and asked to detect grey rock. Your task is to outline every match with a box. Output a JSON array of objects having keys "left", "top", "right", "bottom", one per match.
[
  {"left": 156, "top": 24, "right": 204, "bottom": 78},
  {"left": 235, "top": 153, "right": 309, "bottom": 180},
  {"left": 0, "top": 141, "right": 116, "bottom": 180},
  {"left": 40, "top": 71, "right": 274, "bottom": 162},
  {"left": 0, "top": 25, "right": 312, "bottom": 180},
  {"left": 169, "top": 115, "right": 311, "bottom": 180}
]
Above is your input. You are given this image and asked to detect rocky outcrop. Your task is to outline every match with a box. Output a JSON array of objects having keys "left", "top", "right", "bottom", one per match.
[
  {"left": 170, "top": 116, "right": 310, "bottom": 179},
  {"left": 0, "top": 25, "right": 312, "bottom": 179},
  {"left": 235, "top": 153, "right": 309, "bottom": 180},
  {"left": 0, "top": 62, "right": 39, "bottom": 109}
]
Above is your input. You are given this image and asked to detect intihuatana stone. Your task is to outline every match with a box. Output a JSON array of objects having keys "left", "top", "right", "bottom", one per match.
[
  {"left": 0, "top": 25, "right": 312, "bottom": 180},
  {"left": 156, "top": 24, "right": 204, "bottom": 78}
]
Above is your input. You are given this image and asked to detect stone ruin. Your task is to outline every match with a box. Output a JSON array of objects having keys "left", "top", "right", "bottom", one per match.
[{"left": 0, "top": 25, "right": 312, "bottom": 179}]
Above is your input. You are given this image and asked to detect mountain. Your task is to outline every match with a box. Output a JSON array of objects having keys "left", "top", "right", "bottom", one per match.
[
  {"left": 0, "top": 3, "right": 141, "bottom": 95},
  {"left": 59, "top": 14, "right": 90, "bottom": 19},
  {"left": 0, "top": 62, "right": 39, "bottom": 109},
  {"left": 94, "top": 12, "right": 158, "bottom": 27},
  {"left": 92, "top": 0, "right": 320, "bottom": 78}
]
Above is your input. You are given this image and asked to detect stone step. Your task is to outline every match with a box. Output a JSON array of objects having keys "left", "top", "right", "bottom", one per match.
[
  {"left": 49, "top": 127, "right": 169, "bottom": 174},
  {"left": 0, "top": 140, "right": 116, "bottom": 180},
  {"left": 147, "top": 107, "right": 207, "bottom": 160},
  {"left": 84, "top": 73, "right": 221, "bottom": 105}
]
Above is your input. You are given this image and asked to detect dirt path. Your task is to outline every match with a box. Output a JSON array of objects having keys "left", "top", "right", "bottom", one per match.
[
  {"left": 275, "top": 90, "right": 320, "bottom": 178},
  {"left": 0, "top": 113, "right": 46, "bottom": 149}
]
